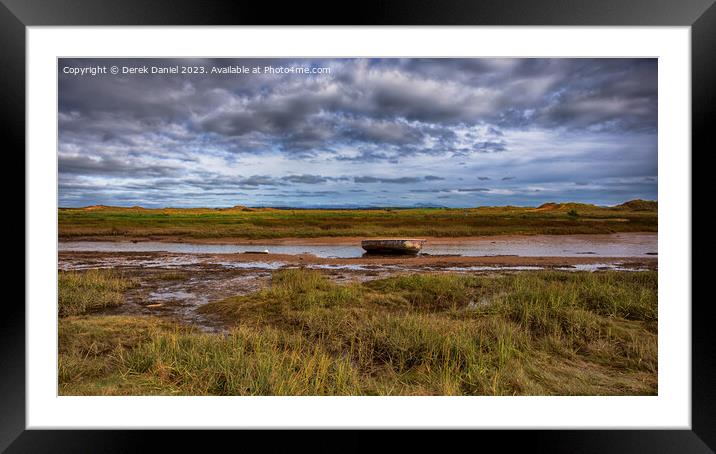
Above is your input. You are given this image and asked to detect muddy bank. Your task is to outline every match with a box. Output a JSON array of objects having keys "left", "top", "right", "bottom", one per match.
[
  {"left": 98, "top": 266, "right": 271, "bottom": 332},
  {"left": 59, "top": 250, "right": 658, "bottom": 271}
]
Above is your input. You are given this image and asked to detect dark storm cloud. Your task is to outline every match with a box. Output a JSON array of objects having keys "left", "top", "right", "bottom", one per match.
[
  {"left": 59, "top": 58, "right": 656, "bottom": 153},
  {"left": 58, "top": 57, "right": 657, "bottom": 208}
]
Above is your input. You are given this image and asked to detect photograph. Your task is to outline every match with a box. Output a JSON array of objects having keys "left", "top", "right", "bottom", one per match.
[
  {"left": 56, "top": 57, "right": 659, "bottom": 396},
  {"left": 4, "top": 0, "right": 710, "bottom": 445}
]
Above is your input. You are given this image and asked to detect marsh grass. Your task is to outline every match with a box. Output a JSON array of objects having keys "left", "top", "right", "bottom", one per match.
[
  {"left": 59, "top": 269, "right": 657, "bottom": 395},
  {"left": 58, "top": 203, "right": 657, "bottom": 240},
  {"left": 58, "top": 269, "right": 137, "bottom": 316}
]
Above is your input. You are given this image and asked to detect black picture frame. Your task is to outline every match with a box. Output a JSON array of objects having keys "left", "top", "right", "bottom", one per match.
[{"left": 5, "top": 0, "right": 713, "bottom": 451}]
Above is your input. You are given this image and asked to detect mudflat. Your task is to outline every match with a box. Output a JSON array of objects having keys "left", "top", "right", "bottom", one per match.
[{"left": 60, "top": 249, "right": 657, "bottom": 272}]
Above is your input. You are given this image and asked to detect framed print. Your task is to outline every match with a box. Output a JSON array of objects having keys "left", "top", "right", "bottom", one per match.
[{"left": 6, "top": 0, "right": 714, "bottom": 451}]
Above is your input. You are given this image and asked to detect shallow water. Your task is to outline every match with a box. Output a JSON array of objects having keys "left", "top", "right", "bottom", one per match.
[
  {"left": 59, "top": 233, "right": 656, "bottom": 258},
  {"left": 440, "top": 263, "right": 648, "bottom": 272}
]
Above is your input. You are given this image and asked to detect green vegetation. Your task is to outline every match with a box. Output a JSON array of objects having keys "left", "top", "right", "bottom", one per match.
[
  {"left": 58, "top": 200, "right": 657, "bottom": 240},
  {"left": 59, "top": 269, "right": 657, "bottom": 395},
  {"left": 59, "top": 316, "right": 361, "bottom": 395},
  {"left": 58, "top": 269, "right": 137, "bottom": 316}
]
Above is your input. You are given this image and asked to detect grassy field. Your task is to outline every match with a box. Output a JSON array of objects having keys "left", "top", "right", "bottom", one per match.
[
  {"left": 58, "top": 200, "right": 657, "bottom": 240},
  {"left": 59, "top": 268, "right": 657, "bottom": 395}
]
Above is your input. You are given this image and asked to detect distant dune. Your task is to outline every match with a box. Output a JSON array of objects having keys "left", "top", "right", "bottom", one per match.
[
  {"left": 535, "top": 200, "right": 657, "bottom": 212},
  {"left": 67, "top": 199, "right": 657, "bottom": 212},
  {"left": 613, "top": 199, "right": 658, "bottom": 211}
]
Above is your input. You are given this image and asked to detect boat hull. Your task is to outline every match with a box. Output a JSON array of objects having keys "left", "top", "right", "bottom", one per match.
[{"left": 361, "top": 239, "right": 426, "bottom": 255}]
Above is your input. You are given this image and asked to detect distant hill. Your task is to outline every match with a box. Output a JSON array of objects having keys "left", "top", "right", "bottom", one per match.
[
  {"left": 613, "top": 199, "right": 658, "bottom": 211},
  {"left": 534, "top": 200, "right": 657, "bottom": 213},
  {"left": 63, "top": 199, "right": 657, "bottom": 212},
  {"left": 218, "top": 205, "right": 256, "bottom": 212},
  {"left": 534, "top": 202, "right": 601, "bottom": 212}
]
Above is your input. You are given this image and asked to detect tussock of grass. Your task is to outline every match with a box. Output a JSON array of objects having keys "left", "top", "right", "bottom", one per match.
[
  {"left": 364, "top": 273, "right": 473, "bottom": 311},
  {"left": 58, "top": 269, "right": 137, "bottom": 316},
  {"left": 60, "top": 269, "right": 657, "bottom": 395}
]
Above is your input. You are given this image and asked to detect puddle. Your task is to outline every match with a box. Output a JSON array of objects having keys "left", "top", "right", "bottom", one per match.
[
  {"left": 308, "top": 264, "right": 370, "bottom": 271},
  {"left": 441, "top": 263, "right": 649, "bottom": 272},
  {"left": 556, "top": 263, "right": 649, "bottom": 272},
  {"left": 441, "top": 265, "right": 544, "bottom": 272},
  {"left": 147, "top": 290, "right": 199, "bottom": 302},
  {"left": 215, "top": 261, "right": 285, "bottom": 270},
  {"left": 58, "top": 254, "right": 202, "bottom": 271}
]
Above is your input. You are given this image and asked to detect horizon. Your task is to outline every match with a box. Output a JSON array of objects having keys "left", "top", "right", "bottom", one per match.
[
  {"left": 59, "top": 198, "right": 656, "bottom": 211},
  {"left": 59, "top": 58, "right": 658, "bottom": 208}
]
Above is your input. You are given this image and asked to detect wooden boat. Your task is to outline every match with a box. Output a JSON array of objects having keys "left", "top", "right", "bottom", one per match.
[{"left": 361, "top": 239, "right": 426, "bottom": 255}]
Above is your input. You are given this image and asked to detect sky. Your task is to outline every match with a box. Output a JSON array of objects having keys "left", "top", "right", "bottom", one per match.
[{"left": 58, "top": 58, "right": 657, "bottom": 208}]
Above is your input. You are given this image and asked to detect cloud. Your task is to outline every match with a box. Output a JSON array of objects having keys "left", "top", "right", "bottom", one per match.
[
  {"left": 472, "top": 141, "right": 507, "bottom": 153},
  {"left": 354, "top": 176, "right": 422, "bottom": 184},
  {"left": 282, "top": 174, "right": 329, "bottom": 184},
  {"left": 457, "top": 188, "right": 491, "bottom": 192},
  {"left": 59, "top": 155, "right": 179, "bottom": 178},
  {"left": 58, "top": 57, "right": 657, "bottom": 208},
  {"left": 235, "top": 175, "right": 277, "bottom": 186}
]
